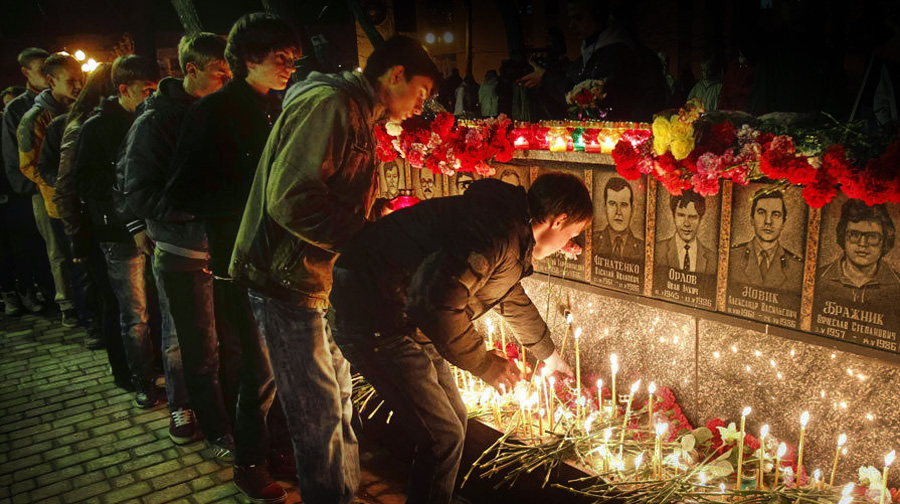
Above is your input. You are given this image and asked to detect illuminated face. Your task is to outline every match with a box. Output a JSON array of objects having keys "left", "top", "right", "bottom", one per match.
[
  {"left": 456, "top": 173, "right": 474, "bottom": 194},
  {"left": 386, "top": 71, "right": 433, "bottom": 121},
  {"left": 23, "top": 59, "right": 48, "bottom": 90},
  {"left": 48, "top": 66, "right": 84, "bottom": 102},
  {"left": 673, "top": 202, "right": 700, "bottom": 243},
  {"left": 384, "top": 163, "right": 400, "bottom": 195},
  {"left": 843, "top": 220, "right": 884, "bottom": 269},
  {"left": 119, "top": 79, "right": 157, "bottom": 112},
  {"left": 247, "top": 49, "right": 297, "bottom": 92},
  {"left": 605, "top": 186, "right": 633, "bottom": 233},
  {"left": 500, "top": 170, "right": 521, "bottom": 187},
  {"left": 191, "top": 59, "right": 231, "bottom": 97},
  {"left": 533, "top": 219, "right": 587, "bottom": 260},
  {"left": 752, "top": 197, "right": 785, "bottom": 243},
  {"left": 418, "top": 170, "right": 435, "bottom": 199}
]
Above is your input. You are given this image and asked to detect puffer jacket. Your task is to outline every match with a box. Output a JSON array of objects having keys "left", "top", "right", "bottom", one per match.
[
  {"left": 73, "top": 97, "right": 136, "bottom": 244},
  {"left": 230, "top": 71, "right": 378, "bottom": 307},
  {"left": 2, "top": 88, "right": 37, "bottom": 195},
  {"left": 164, "top": 78, "right": 281, "bottom": 276},
  {"left": 17, "top": 89, "right": 68, "bottom": 216},
  {"left": 330, "top": 179, "right": 554, "bottom": 376},
  {"left": 118, "top": 77, "right": 207, "bottom": 262}
]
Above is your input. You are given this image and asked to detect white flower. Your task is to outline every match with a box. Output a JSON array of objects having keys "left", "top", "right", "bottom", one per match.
[
  {"left": 385, "top": 121, "right": 403, "bottom": 137},
  {"left": 717, "top": 422, "right": 743, "bottom": 445}
]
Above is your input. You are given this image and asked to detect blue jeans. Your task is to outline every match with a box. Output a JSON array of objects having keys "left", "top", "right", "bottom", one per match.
[
  {"left": 333, "top": 328, "right": 467, "bottom": 504},
  {"left": 148, "top": 260, "right": 189, "bottom": 407},
  {"left": 101, "top": 242, "right": 187, "bottom": 406},
  {"left": 248, "top": 291, "right": 358, "bottom": 504}
]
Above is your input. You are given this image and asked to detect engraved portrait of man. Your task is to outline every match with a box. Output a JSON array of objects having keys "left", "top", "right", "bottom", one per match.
[
  {"left": 656, "top": 190, "right": 716, "bottom": 274},
  {"left": 418, "top": 169, "right": 437, "bottom": 199},
  {"left": 454, "top": 172, "right": 475, "bottom": 195},
  {"left": 592, "top": 177, "right": 644, "bottom": 261},
  {"left": 499, "top": 168, "right": 522, "bottom": 187},
  {"left": 729, "top": 191, "right": 803, "bottom": 291},
  {"left": 383, "top": 161, "right": 400, "bottom": 198}
]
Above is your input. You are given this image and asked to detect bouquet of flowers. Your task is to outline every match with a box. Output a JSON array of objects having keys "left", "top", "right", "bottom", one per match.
[
  {"left": 566, "top": 79, "right": 608, "bottom": 120},
  {"left": 375, "top": 111, "right": 515, "bottom": 177}
]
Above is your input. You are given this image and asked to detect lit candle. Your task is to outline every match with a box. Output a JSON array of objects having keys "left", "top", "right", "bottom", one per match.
[
  {"left": 610, "top": 354, "right": 619, "bottom": 416},
  {"left": 758, "top": 424, "right": 769, "bottom": 490},
  {"left": 839, "top": 483, "right": 855, "bottom": 504},
  {"left": 492, "top": 395, "right": 502, "bottom": 429},
  {"left": 797, "top": 411, "right": 810, "bottom": 482},
  {"left": 500, "top": 319, "right": 507, "bottom": 357},
  {"left": 548, "top": 376, "right": 556, "bottom": 432},
  {"left": 736, "top": 406, "right": 751, "bottom": 490},
  {"left": 603, "top": 428, "right": 612, "bottom": 472},
  {"left": 881, "top": 451, "right": 895, "bottom": 504},
  {"left": 538, "top": 408, "right": 544, "bottom": 442},
  {"left": 514, "top": 136, "right": 529, "bottom": 149},
  {"left": 813, "top": 469, "right": 821, "bottom": 490},
  {"left": 574, "top": 327, "right": 582, "bottom": 419},
  {"left": 618, "top": 380, "right": 641, "bottom": 460},
  {"left": 600, "top": 135, "right": 617, "bottom": 154},
  {"left": 634, "top": 451, "right": 644, "bottom": 475},
  {"left": 486, "top": 318, "right": 494, "bottom": 349},
  {"left": 830, "top": 433, "right": 847, "bottom": 486},
  {"left": 774, "top": 443, "right": 787, "bottom": 488},
  {"left": 647, "top": 382, "right": 657, "bottom": 431},
  {"left": 585, "top": 139, "right": 602, "bottom": 153},
  {"left": 549, "top": 134, "right": 567, "bottom": 152},
  {"left": 560, "top": 312, "right": 574, "bottom": 355},
  {"left": 655, "top": 423, "right": 667, "bottom": 477},
  {"left": 597, "top": 379, "right": 604, "bottom": 414}
]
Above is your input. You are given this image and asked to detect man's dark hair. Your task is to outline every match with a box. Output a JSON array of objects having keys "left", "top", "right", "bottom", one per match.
[
  {"left": 363, "top": 36, "right": 441, "bottom": 92},
  {"left": 111, "top": 55, "right": 159, "bottom": 88},
  {"left": 67, "top": 62, "right": 115, "bottom": 127},
  {"left": 178, "top": 32, "right": 227, "bottom": 74},
  {"left": 603, "top": 177, "right": 633, "bottom": 206},
  {"left": 18, "top": 47, "right": 49, "bottom": 68},
  {"left": 750, "top": 191, "right": 787, "bottom": 219},
  {"left": 225, "top": 13, "right": 298, "bottom": 79},
  {"left": 42, "top": 53, "right": 79, "bottom": 79},
  {"left": 836, "top": 200, "right": 896, "bottom": 256},
  {"left": 1, "top": 86, "right": 26, "bottom": 103},
  {"left": 528, "top": 172, "right": 592, "bottom": 224},
  {"left": 669, "top": 190, "right": 706, "bottom": 217}
]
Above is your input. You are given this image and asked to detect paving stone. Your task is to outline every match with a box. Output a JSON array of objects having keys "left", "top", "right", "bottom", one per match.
[
  {"left": 74, "top": 432, "right": 117, "bottom": 451},
  {"left": 118, "top": 453, "right": 165, "bottom": 473},
  {"left": 53, "top": 447, "right": 100, "bottom": 469},
  {"left": 189, "top": 476, "right": 217, "bottom": 492},
  {"left": 73, "top": 469, "right": 107, "bottom": 487},
  {"left": 42, "top": 445, "right": 73, "bottom": 462},
  {"left": 193, "top": 484, "right": 239, "bottom": 504},
  {"left": 113, "top": 432, "right": 157, "bottom": 452},
  {"left": 111, "top": 473, "right": 136, "bottom": 489},
  {"left": 0, "top": 454, "right": 42, "bottom": 476},
  {"left": 83, "top": 451, "right": 131, "bottom": 472},
  {"left": 12, "top": 461, "right": 53, "bottom": 482},
  {"left": 35, "top": 464, "right": 83, "bottom": 486},
  {"left": 9, "top": 479, "right": 35, "bottom": 497},
  {"left": 91, "top": 419, "right": 131, "bottom": 436},
  {"left": 31, "top": 424, "right": 74, "bottom": 444},
  {"left": 141, "top": 483, "right": 192, "bottom": 504},
  {"left": 28, "top": 480, "right": 72, "bottom": 502},
  {"left": 133, "top": 438, "right": 172, "bottom": 457},
  {"left": 105, "top": 482, "right": 152, "bottom": 504},
  {"left": 149, "top": 467, "right": 197, "bottom": 490},
  {"left": 60, "top": 481, "right": 111, "bottom": 503},
  {"left": 6, "top": 423, "right": 51, "bottom": 441}
]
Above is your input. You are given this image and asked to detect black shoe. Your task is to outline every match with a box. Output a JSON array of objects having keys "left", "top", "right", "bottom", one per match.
[
  {"left": 3, "top": 292, "right": 23, "bottom": 316},
  {"left": 209, "top": 435, "right": 235, "bottom": 464},
  {"left": 233, "top": 464, "right": 287, "bottom": 504},
  {"left": 133, "top": 383, "right": 161, "bottom": 409},
  {"left": 113, "top": 377, "right": 136, "bottom": 392},
  {"left": 20, "top": 289, "right": 43, "bottom": 313},
  {"left": 61, "top": 309, "right": 79, "bottom": 328},
  {"left": 84, "top": 330, "right": 104, "bottom": 349}
]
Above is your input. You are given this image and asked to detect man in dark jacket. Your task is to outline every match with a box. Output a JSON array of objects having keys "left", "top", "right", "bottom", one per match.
[
  {"left": 330, "top": 173, "right": 586, "bottom": 504},
  {"left": 119, "top": 33, "right": 232, "bottom": 456},
  {"left": 72, "top": 55, "right": 172, "bottom": 413},
  {"left": 229, "top": 35, "right": 439, "bottom": 504},
  {"left": 18, "top": 53, "right": 84, "bottom": 325},
  {"left": 1, "top": 48, "right": 50, "bottom": 315},
  {"left": 164, "top": 13, "right": 298, "bottom": 503}
]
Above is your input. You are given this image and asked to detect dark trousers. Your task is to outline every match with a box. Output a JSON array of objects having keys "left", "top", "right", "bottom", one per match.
[
  {"left": 159, "top": 264, "right": 231, "bottom": 441},
  {"left": 248, "top": 291, "right": 358, "bottom": 504},
  {"left": 81, "top": 238, "right": 129, "bottom": 382},
  {"left": 334, "top": 329, "right": 467, "bottom": 504},
  {"left": 0, "top": 194, "right": 52, "bottom": 294},
  {"left": 214, "top": 280, "right": 275, "bottom": 466},
  {"left": 49, "top": 217, "right": 97, "bottom": 325}
]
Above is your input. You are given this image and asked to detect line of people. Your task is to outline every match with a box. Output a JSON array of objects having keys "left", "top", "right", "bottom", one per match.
[{"left": 1, "top": 12, "right": 590, "bottom": 504}]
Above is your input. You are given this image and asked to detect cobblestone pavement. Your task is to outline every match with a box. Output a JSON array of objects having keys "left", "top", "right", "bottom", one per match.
[{"left": 0, "top": 312, "right": 407, "bottom": 504}]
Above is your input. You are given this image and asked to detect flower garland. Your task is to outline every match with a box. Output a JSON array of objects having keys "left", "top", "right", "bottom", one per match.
[
  {"left": 612, "top": 100, "right": 900, "bottom": 208},
  {"left": 565, "top": 79, "right": 608, "bottom": 120},
  {"left": 375, "top": 111, "right": 514, "bottom": 177}
]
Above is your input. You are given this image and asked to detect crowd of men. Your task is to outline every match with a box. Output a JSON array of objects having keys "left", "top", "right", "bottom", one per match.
[{"left": 0, "top": 12, "right": 587, "bottom": 504}]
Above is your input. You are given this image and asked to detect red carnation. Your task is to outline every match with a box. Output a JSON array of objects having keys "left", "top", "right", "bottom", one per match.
[
  {"left": 612, "top": 140, "right": 642, "bottom": 180},
  {"left": 802, "top": 168, "right": 838, "bottom": 208},
  {"left": 430, "top": 112, "right": 455, "bottom": 138},
  {"left": 698, "top": 121, "right": 737, "bottom": 155}
]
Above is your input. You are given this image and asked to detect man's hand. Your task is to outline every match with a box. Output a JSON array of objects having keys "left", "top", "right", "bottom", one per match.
[
  {"left": 542, "top": 350, "right": 573, "bottom": 378},
  {"left": 516, "top": 68, "right": 545, "bottom": 89},
  {"left": 133, "top": 230, "right": 154, "bottom": 256},
  {"left": 482, "top": 351, "right": 522, "bottom": 393}
]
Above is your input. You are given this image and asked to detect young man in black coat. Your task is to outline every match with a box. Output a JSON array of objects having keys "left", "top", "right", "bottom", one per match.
[
  {"left": 163, "top": 13, "right": 299, "bottom": 503},
  {"left": 330, "top": 172, "right": 587, "bottom": 504}
]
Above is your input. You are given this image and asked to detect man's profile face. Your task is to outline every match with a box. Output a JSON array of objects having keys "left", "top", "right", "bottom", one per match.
[
  {"left": 843, "top": 220, "right": 885, "bottom": 269},
  {"left": 191, "top": 59, "right": 232, "bottom": 97},
  {"left": 386, "top": 68, "right": 434, "bottom": 121},
  {"left": 418, "top": 170, "right": 435, "bottom": 199},
  {"left": 500, "top": 170, "right": 521, "bottom": 187},
  {"left": 568, "top": 0, "right": 603, "bottom": 41},
  {"left": 120, "top": 79, "right": 157, "bottom": 112},
  {"left": 605, "top": 186, "right": 633, "bottom": 233},
  {"left": 673, "top": 202, "right": 700, "bottom": 243},
  {"left": 456, "top": 173, "right": 474, "bottom": 194},
  {"left": 247, "top": 48, "right": 298, "bottom": 92},
  {"left": 49, "top": 66, "right": 84, "bottom": 102},
  {"left": 384, "top": 163, "right": 400, "bottom": 194},
  {"left": 752, "top": 197, "right": 785, "bottom": 243},
  {"left": 22, "top": 60, "right": 48, "bottom": 90}
]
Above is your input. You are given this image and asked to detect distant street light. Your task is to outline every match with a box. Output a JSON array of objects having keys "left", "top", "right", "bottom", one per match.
[
  {"left": 74, "top": 50, "right": 86, "bottom": 61},
  {"left": 425, "top": 32, "right": 436, "bottom": 44},
  {"left": 443, "top": 32, "right": 454, "bottom": 43}
]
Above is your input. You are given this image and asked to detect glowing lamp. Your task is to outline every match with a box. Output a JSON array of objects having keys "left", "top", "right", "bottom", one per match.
[
  {"left": 549, "top": 135, "right": 567, "bottom": 152},
  {"left": 600, "top": 135, "right": 617, "bottom": 153},
  {"left": 443, "top": 32, "right": 454, "bottom": 43},
  {"left": 513, "top": 136, "right": 529, "bottom": 149},
  {"left": 388, "top": 195, "right": 420, "bottom": 211},
  {"left": 425, "top": 33, "right": 436, "bottom": 44}
]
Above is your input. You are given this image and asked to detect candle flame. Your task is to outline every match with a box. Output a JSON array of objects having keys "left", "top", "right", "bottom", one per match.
[
  {"left": 742, "top": 406, "right": 752, "bottom": 417},
  {"left": 699, "top": 472, "right": 707, "bottom": 484},
  {"left": 761, "top": 424, "right": 770, "bottom": 437},
  {"left": 813, "top": 469, "right": 821, "bottom": 481},
  {"left": 548, "top": 376, "right": 555, "bottom": 387},
  {"left": 648, "top": 381, "right": 657, "bottom": 394},
  {"left": 800, "top": 411, "right": 810, "bottom": 427},
  {"left": 838, "top": 433, "right": 847, "bottom": 446},
  {"left": 604, "top": 428, "right": 612, "bottom": 442},
  {"left": 843, "top": 483, "right": 855, "bottom": 496},
  {"left": 574, "top": 327, "right": 582, "bottom": 340},
  {"left": 630, "top": 379, "right": 642, "bottom": 395},
  {"left": 597, "top": 379, "right": 603, "bottom": 391},
  {"left": 566, "top": 313, "right": 573, "bottom": 324},
  {"left": 634, "top": 452, "right": 644, "bottom": 469},
  {"left": 719, "top": 483, "right": 726, "bottom": 493},
  {"left": 886, "top": 450, "right": 896, "bottom": 467},
  {"left": 655, "top": 423, "right": 668, "bottom": 436},
  {"left": 777, "top": 442, "right": 787, "bottom": 458}
]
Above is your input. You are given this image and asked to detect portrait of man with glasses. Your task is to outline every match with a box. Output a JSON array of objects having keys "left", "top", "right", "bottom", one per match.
[{"left": 813, "top": 198, "right": 900, "bottom": 351}]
